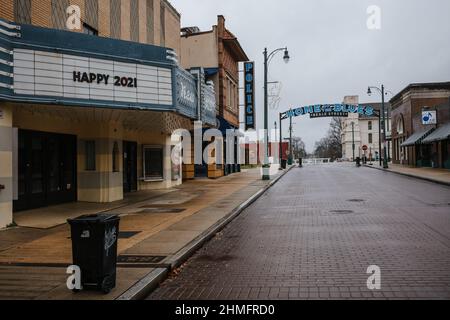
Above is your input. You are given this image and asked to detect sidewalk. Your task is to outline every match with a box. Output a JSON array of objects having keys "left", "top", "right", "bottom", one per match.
[
  {"left": 0, "top": 166, "right": 291, "bottom": 300},
  {"left": 364, "top": 162, "right": 450, "bottom": 186}
]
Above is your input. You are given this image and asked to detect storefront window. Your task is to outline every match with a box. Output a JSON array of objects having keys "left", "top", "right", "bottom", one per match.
[{"left": 143, "top": 145, "right": 163, "bottom": 180}]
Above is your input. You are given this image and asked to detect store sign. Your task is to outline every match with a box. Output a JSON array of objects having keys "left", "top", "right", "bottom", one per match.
[
  {"left": 176, "top": 68, "right": 198, "bottom": 119},
  {"left": 13, "top": 49, "right": 173, "bottom": 106},
  {"left": 281, "top": 104, "right": 374, "bottom": 120},
  {"left": 244, "top": 62, "right": 255, "bottom": 130},
  {"left": 422, "top": 110, "right": 437, "bottom": 125},
  {"left": 201, "top": 82, "right": 216, "bottom": 126}
]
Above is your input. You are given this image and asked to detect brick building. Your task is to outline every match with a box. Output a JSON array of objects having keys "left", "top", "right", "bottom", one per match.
[
  {"left": 390, "top": 82, "right": 450, "bottom": 168},
  {"left": 0, "top": 1, "right": 216, "bottom": 228},
  {"left": 0, "top": 0, "right": 181, "bottom": 54},
  {"left": 180, "top": 16, "right": 249, "bottom": 179}
]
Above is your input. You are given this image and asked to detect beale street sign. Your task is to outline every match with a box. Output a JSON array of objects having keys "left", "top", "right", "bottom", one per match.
[
  {"left": 244, "top": 62, "right": 255, "bottom": 130},
  {"left": 281, "top": 104, "right": 375, "bottom": 120}
]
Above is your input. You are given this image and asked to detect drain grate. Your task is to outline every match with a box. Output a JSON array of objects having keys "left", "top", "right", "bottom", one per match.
[
  {"left": 137, "top": 208, "right": 186, "bottom": 214},
  {"left": 117, "top": 255, "right": 166, "bottom": 264},
  {"left": 330, "top": 210, "right": 354, "bottom": 214},
  {"left": 118, "top": 231, "right": 141, "bottom": 239},
  {"left": 347, "top": 199, "right": 365, "bottom": 202}
]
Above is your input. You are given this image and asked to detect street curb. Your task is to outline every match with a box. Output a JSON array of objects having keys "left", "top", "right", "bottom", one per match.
[
  {"left": 363, "top": 164, "right": 450, "bottom": 187},
  {"left": 115, "top": 166, "right": 295, "bottom": 300}
]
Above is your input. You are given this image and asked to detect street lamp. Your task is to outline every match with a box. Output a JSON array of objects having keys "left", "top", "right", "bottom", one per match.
[
  {"left": 367, "top": 85, "right": 389, "bottom": 169},
  {"left": 262, "top": 46, "right": 290, "bottom": 180},
  {"left": 351, "top": 121, "right": 355, "bottom": 161}
]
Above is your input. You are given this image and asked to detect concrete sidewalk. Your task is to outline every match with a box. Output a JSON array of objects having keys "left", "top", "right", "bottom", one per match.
[
  {"left": 0, "top": 166, "right": 291, "bottom": 300},
  {"left": 364, "top": 163, "right": 450, "bottom": 186}
]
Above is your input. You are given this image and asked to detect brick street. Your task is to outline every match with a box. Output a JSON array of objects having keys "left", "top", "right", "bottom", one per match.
[{"left": 148, "top": 164, "right": 450, "bottom": 300}]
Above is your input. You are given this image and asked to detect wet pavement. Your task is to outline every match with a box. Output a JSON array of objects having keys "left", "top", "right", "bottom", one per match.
[{"left": 147, "top": 163, "right": 450, "bottom": 300}]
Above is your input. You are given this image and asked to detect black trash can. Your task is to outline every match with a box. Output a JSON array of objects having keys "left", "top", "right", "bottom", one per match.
[
  {"left": 281, "top": 159, "right": 287, "bottom": 169},
  {"left": 67, "top": 214, "right": 120, "bottom": 293}
]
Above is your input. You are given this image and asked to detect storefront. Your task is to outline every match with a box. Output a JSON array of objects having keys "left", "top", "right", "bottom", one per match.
[
  {"left": 390, "top": 82, "right": 450, "bottom": 167},
  {"left": 0, "top": 19, "right": 213, "bottom": 225}
]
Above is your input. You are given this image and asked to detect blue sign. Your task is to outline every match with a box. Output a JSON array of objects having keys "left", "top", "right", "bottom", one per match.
[
  {"left": 244, "top": 62, "right": 255, "bottom": 130},
  {"left": 281, "top": 104, "right": 374, "bottom": 120}
]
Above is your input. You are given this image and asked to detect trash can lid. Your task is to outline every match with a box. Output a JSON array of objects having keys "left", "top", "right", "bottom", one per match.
[{"left": 67, "top": 214, "right": 119, "bottom": 224}]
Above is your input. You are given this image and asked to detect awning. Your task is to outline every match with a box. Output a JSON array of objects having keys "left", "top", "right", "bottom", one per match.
[
  {"left": 422, "top": 122, "right": 450, "bottom": 143},
  {"left": 401, "top": 128, "right": 435, "bottom": 147}
]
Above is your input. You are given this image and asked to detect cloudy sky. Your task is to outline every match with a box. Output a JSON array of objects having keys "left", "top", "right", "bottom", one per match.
[{"left": 171, "top": 0, "right": 450, "bottom": 152}]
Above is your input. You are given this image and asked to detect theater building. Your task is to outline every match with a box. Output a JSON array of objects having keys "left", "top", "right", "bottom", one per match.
[
  {"left": 180, "top": 16, "right": 250, "bottom": 179},
  {"left": 0, "top": 1, "right": 216, "bottom": 228},
  {"left": 391, "top": 82, "right": 450, "bottom": 168}
]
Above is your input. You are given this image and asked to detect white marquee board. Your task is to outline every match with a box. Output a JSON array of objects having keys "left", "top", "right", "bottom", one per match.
[{"left": 13, "top": 49, "right": 173, "bottom": 106}]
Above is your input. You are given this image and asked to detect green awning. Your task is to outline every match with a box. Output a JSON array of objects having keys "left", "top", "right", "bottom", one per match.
[
  {"left": 422, "top": 122, "right": 450, "bottom": 143},
  {"left": 401, "top": 128, "right": 435, "bottom": 147}
]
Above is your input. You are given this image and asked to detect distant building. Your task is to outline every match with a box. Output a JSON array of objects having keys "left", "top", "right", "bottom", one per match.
[
  {"left": 340, "top": 96, "right": 392, "bottom": 162},
  {"left": 390, "top": 82, "right": 450, "bottom": 168}
]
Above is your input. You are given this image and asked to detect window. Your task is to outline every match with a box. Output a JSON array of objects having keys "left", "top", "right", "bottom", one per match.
[
  {"left": 143, "top": 146, "right": 163, "bottom": 180},
  {"left": 112, "top": 142, "right": 119, "bottom": 172},
  {"left": 85, "top": 141, "right": 96, "bottom": 171},
  {"left": 368, "top": 121, "right": 372, "bottom": 131},
  {"left": 83, "top": 23, "right": 98, "bottom": 36},
  {"left": 368, "top": 133, "right": 373, "bottom": 144}
]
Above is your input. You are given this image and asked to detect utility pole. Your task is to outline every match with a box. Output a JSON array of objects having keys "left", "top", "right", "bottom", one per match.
[{"left": 351, "top": 121, "right": 355, "bottom": 161}]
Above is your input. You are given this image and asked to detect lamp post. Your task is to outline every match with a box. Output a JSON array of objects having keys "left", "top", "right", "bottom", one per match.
[
  {"left": 368, "top": 85, "right": 389, "bottom": 169},
  {"left": 288, "top": 110, "right": 293, "bottom": 165},
  {"left": 262, "top": 47, "right": 290, "bottom": 180},
  {"left": 351, "top": 121, "right": 355, "bottom": 161}
]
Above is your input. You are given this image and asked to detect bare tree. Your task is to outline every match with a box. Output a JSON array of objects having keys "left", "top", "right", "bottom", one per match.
[
  {"left": 313, "top": 117, "right": 343, "bottom": 160},
  {"left": 291, "top": 136, "right": 307, "bottom": 159}
]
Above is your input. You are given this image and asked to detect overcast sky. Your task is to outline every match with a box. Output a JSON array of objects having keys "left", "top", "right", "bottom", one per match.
[{"left": 171, "top": 0, "right": 450, "bottom": 152}]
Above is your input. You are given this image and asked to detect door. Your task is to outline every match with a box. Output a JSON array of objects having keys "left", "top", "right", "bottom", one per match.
[
  {"left": 14, "top": 130, "right": 77, "bottom": 212},
  {"left": 123, "top": 141, "right": 137, "bottom": 193}
]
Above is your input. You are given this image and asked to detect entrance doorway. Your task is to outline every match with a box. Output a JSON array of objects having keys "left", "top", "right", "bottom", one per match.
[
  {"left": 123, "top": 141, "right": 138, "bottom": 193},
  {"left": 14, "top": 130, "right": 77, "bottom": 212}
]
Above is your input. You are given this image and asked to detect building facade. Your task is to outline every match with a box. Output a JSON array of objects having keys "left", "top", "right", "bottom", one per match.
[
  {"left": 0, "top": 0, "right": 181, "bottom": 55},
  {"left": 180, "top": 15, "right": 249, "bottom": 179},
  {"left": 341, "top": 96, "right": 391, "bottom": 162},
  {"left": 0, "top": 1, "right": 216, "bottom": 228},
  {"left": 390, "top": 82, "right": 450, "bottom": 168}
]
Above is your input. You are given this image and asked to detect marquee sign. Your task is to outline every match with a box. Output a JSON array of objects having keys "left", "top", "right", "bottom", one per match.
[
  {"left": 281, "top": 104, "right": 375, "bottom": 120},
  {"left": 13, "top": 49, "right": 173, "bottom": 106},
  {"left": 244, "top": 62, "right": 255, "bottom": 130}
]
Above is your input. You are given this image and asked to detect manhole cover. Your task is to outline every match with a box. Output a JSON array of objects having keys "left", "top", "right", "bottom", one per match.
[
  {"left": 118, "top": 231, "right": 141, "bottom": 239},
  {"left": 347, "top": 199, "right": 365, "bottom": 202},
  {"left": 330, "top": 210, "right": 354, "bottom": 214},
  {"left": 117, "top": 255, "right": 166, "bottom": 264},
  {"left": 137, "top": 208, "right": 186, "bottom": 214}
]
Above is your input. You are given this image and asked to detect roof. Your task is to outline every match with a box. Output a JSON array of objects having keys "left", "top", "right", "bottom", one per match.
[
  {"left": 422, "top": 122, "right": 450, "bottom": 143},
  {"left": 390, "top": 82, "right": 450, "bottom": 105},
  {"left": 401, "top": 127, "right": 435, "bottom": 147},
  {"left": 222, "top": 28, "right": 249, "bottom": 62}
]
